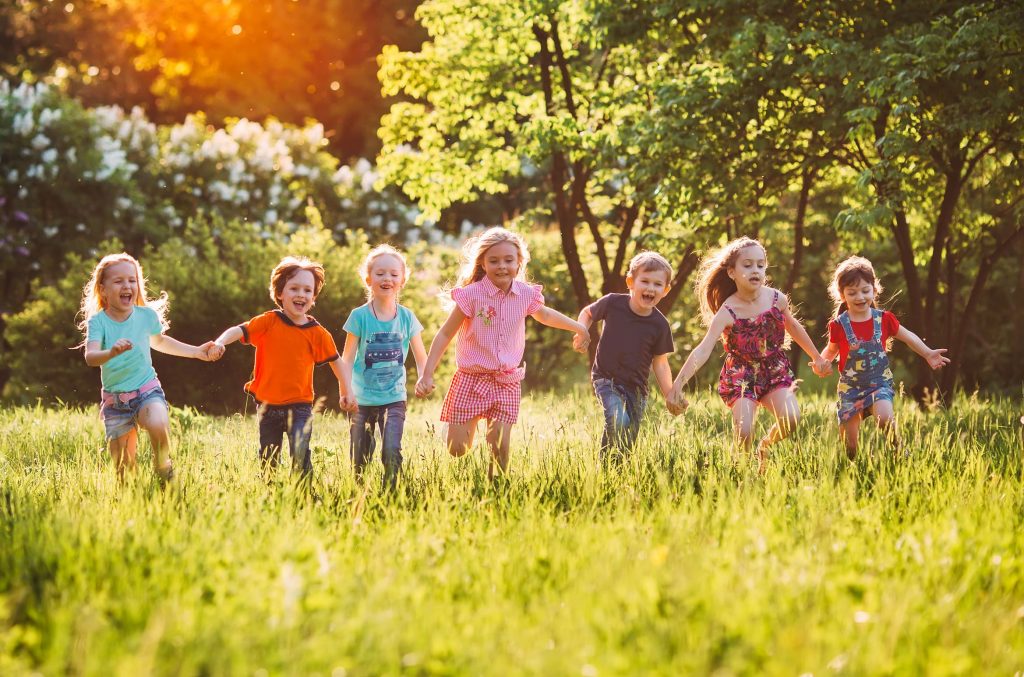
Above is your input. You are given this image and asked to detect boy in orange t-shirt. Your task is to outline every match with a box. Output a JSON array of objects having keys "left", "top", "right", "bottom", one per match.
[{"left": 210, "top": 256, "right": 345, "bottom": 479}]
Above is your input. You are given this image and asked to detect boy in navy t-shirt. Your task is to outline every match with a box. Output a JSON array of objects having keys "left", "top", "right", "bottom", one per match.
[{"left": 575, "top": 252, "right": 682, "bottom": 461}]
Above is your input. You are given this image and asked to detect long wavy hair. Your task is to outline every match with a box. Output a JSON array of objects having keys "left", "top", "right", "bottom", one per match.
[
  {"left": 440, "top": 227, "right": 531, "bottom": 308},
  {"left": 77, "top": 253, "right": 169, "bottom": 342},
  {"left": 694, "top": 237, "right": 765, "bottom": 325},
  {"left": 829, "top": 256, "right": 883, "bottom": 320}
]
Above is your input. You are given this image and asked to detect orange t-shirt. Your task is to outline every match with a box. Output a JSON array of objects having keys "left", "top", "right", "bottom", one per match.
[{"left": 240, "top": 310, "right": 339, "bottom": 405}]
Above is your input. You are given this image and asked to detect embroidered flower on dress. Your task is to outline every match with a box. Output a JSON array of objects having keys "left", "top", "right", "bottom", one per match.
[{"left": 476, "top": 305, "right": 497, "bottom": 326}]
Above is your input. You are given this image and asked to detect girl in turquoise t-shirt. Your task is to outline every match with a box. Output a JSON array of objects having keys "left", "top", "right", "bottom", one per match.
[
  {"left": 340, "top": 245, "right": 427, "bottom": 490},
  {"left": 80, "top": 253, "right": 218, "bottom": 483}
]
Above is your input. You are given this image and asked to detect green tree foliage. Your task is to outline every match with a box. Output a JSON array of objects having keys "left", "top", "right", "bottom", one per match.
[{"left": 0, "top": 0, "right": 424, "bottom": 158}]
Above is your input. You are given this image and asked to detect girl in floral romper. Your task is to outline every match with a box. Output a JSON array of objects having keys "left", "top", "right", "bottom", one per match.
[
  {"left": 819, "top": 256, "right": 949, "bottom": 459},
  {"left": 668, "top": 237, "right": 832, "bottom": 472}
]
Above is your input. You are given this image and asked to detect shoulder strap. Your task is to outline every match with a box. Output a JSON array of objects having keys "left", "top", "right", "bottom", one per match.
[
  {"left": 723, "top": 304, "right": 738, "bottom": 320},
  {"left": 837, "top": 312, "right": 858, "bottom": 345},
  {"left": 772, "top": 289, "right": 780, "bottom": 308}
]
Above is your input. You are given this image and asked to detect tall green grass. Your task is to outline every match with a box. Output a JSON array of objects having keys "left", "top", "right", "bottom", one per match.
[{"left": 1, "top": 390, "right": 1022, "bottom": 675}]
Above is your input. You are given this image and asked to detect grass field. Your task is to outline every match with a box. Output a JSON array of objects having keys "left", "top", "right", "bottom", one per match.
[{"left": 1, "top": 389, "right": 1022, "bottom": 675}]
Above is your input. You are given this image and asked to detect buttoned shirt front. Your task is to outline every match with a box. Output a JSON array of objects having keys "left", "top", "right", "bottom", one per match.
[{"left": 451, "top": 277, "right": 544, "bottom": 374}]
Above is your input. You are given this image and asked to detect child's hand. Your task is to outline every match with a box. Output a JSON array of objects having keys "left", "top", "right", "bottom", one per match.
[
  {"left": 109, "top": 338, "right": 133, "bottom": 357},
  {"left": 667, "top": 390, "right": 689, "bottom": 416},
  {"left": 340, "top": 394, "right": 358, "bottom": 412},
  {"left": 810, "top": 356, "right": 832, "bottom": 377},
  {"left": 572, "top": 331, "right": 590, "bottom": 353},
  {"left": 925, "top": 348, "right": 950, "bottom": 370},
  {"left": 415, "top": 375, "right": 435, "bottom": 398},
  {"left": 206, "top": 342, "right": 226, "bottom": 361}
]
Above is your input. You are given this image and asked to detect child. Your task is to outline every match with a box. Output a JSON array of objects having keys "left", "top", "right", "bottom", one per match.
[
  {"left": 210, "top": 256, "right": 345, "bottom": 481},
  {"left": 576, "top": 251, "right": 682, "bottom": 461},
  {"left": 340, "top": 244, "right": 427, "bottom": 490},
  {"left": 80, "top": 253, "right": 218, "bottom": 482},
  {"left": 414, "top": 227, "right": 589, "bottom": 478},
  {"left": 819, "top": 256, "right": 949, "bottom": 459},
  {"left": 668, "top": 237, "right": 832, "bottom": 472}
]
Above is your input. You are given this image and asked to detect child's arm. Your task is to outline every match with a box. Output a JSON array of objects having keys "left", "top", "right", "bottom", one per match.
[
  {"left": 895, "top": 326, "right": 950, "bottom": 369},
  {"left": 410, "top": 333, "right": 428, "bottom": 379},
  {"left": 653, "top": 353, "right": 685, "bottom": 415},
  {"left": 326, "top": 355, "right": 354, "bottom": 411},
  {"left": 84, "top": 339, "right": 132, "bottom": 367},
  {"left": 339, "top": 334, "right": 359, "bottom": 412},
  {"left": 574, "top": 304, "right": 595, "bottom": 353},
  {"left": 531, "top": 306, "right": 589, "bottom": 352},
  {"left": 151, "top": 334, "right": 217, "bottom": 361},
  {"left": 415, "top": 306, "right": 466, "bottom": 397},
  {"left": 816, "top": 341, "right": 840, "bottom": 376},
  {"left": 779, "top": 293, "right": 832, "bottom": 376},
  {"left": 206, "top": 325, "right": 245, "bottom": 361},
  {"left": 669, "top": 308, "right": 731, "bottom": 403}
]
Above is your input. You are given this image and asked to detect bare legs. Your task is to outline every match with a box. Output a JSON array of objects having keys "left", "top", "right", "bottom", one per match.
[
  {"left": 730, "top": 387, "right": 801, "bottom": 474},
  {"left": 839, "top": 399, "right": 899, "bottom": 460},
  {"left": 446, "top": 417, "right": 514, "bottom": 480},
  {"left": 107, "top": 400, "right": 174, "bottom": 483}
]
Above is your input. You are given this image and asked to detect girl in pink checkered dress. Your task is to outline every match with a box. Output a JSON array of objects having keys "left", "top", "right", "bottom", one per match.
[{"left": 415, "top": 227, "right": 589, "bottom": 478}]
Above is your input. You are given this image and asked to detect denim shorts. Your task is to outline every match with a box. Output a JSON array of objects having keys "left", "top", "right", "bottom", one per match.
[{"left": 100, "top": 387, "right": 168, "bottom": 440}]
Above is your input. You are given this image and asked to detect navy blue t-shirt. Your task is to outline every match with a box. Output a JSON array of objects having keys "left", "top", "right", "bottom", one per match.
[{"left": 590, "top": 293, "right": 674, "bottom": 394}]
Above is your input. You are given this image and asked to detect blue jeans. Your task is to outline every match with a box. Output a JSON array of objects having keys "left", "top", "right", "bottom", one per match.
[
  {"left": 257, "top": 403, "right": 314, "bottom": 478},
  {"left": 593, "top": 378, "right": 647, "bottom": 460},
  {"left": 350, "top": 401, "right": 407, "bottom": 490}
]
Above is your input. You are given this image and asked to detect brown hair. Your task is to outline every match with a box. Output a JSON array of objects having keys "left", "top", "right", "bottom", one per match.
[
  {"left": 627, "top": 251, "right": 673, "bottom": 282},
  {"left": 829, "top": 256, "right": 883, "bottom": 319},
  {"left": 269, "top": 256, "right": 325, "bottom": 307},
  {"left": 78, "top": 253, "right": 169, "bottom": 341},
  {"left": 694, "top": 236, "right": 765, "bottom": 325}
]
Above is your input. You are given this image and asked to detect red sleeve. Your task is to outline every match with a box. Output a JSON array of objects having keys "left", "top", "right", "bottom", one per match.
[
  {"left": 882, "top": 311, "right": 900, "bottom": 342},
  {"left": 526, "top": 283, "right": 544, "bottom": 315},
  {"left": 828, "top": 319, "right": 845, "bottom": 345},
  {"left": 240, "top": 313, "right": 271, "bottom": 344},
  {"left": 451, "top": 286, "right": 473, "bottom": 318},
  {"left": 314, "top": 327, "right": 340, "bottom": 365}
]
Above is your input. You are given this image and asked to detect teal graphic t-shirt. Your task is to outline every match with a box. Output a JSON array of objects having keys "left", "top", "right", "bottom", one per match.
[
  {"left": 343, "top": 303, "right": 423, "bottom": 406},
  {"left": 86, "top": 305, "right": 163, "bottom": 392}
]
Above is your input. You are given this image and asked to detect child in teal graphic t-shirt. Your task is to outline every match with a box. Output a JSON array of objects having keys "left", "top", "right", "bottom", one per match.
[{"left": 340, "top": 245, "right": 427, "bottom": 490}]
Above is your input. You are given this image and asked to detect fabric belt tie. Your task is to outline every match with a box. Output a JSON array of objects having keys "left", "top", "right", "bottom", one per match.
[
  {"left": 458, "top": 366, "right": 525, "bottom": 385},
  {"left": 101, "top": 377, "right": 161, "bottom": 408}
]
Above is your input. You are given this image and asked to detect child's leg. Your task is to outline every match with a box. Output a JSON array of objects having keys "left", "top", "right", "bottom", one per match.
[
  {"left": 757, "top": 388, "right": 801, "bottom": 472},
  {"left": 349, "top": 406, "right": 375, "bottom": 477},
  {"left": 446, "top": 418, "right": 482, "bottom": 458},
  {"left": 839, "top": 416, "right": 862, "bottom": 460},
  {"left": 730, "top": 398, "right": 758, "bottom": 451},
  {"left": 257, "top": 406, "right": 287, "bottom": 472},
  {"left": 286, "top": 404, "right": 315, "bottom": 478},
  {"left": 870, "top": 399, "right": 901, "bottom": 453},
  {"left": 380, "top": 402, "right": 407, "bottom": 491},
  {"left": 594, "top": 378, "right": 631, "bottom": 461},
  {"left": 485, "top": 419, "right": 514, "bottom": 479},
  {"left": 137, "top": 399, "right": 173, "bottom": 480},
  {"left": 108, "top": 429, "right": 139, "bottom": 480}
]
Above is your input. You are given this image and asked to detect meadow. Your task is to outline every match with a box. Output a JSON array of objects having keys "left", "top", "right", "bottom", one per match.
[{"left": 1, "top": 390, "right": 1022, "bottom": 675}]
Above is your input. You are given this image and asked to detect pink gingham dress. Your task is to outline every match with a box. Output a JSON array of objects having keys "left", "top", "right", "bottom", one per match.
[{"left": 439, "top": 277, "right": 544, "bottom": 424}]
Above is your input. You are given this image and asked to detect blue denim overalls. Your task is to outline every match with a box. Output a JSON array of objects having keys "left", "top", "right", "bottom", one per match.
[{"left": 836, "top": 309, "right": 895, "bottom": 423}]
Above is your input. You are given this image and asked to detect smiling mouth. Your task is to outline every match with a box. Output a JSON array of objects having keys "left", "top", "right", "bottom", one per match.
[{"left": 641, "top": 292, "right": 657, "bottom": 303}]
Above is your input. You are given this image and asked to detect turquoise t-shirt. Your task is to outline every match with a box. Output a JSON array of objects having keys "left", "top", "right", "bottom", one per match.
[
  {"left": 86, "top": 306, "right": 163, "bottom": 392},
  {"left": 343, "top": 303, "right": 423, "bottom": 406}
]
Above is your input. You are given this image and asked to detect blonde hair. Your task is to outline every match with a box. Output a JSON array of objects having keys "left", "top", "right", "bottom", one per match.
[
  {"left": 454, "top": 227, "right": 530, "bottom": 289},
  {"left": 829, "top": 256, "right": 883, "bottom": 320},
  {"left": 627, "top": 251, "right": 673, "bottom": 281},
  {"left": 694, "top": 236, "right": 765, "bottom": 325},
  {"left": 358, "top": 244, "right": 409, "bottom": 300},
  {"left": 78, "top": 252, "right": 169, "bottom": 339},
  {"left": 269, "top": 256, "right": 325, "bottom": 307}
]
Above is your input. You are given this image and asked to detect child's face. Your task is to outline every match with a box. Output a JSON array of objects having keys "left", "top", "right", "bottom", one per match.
[
  {"left": 278, "top": 269, "right": 316, "bottom": 320},
  {"left": 841, "top": 277, "right": 876, "bottom": 315},
  {"left": 626, "top": 267, "right": 671, "bottom": 312},
  {"left": 481, "top": 241, "right": 520, "bottom": 289},
  {"left": 366, "top": 254, "right": 405, "bottom": 300},
  {"left": 100, "top": 261, "right": 139, "bottom": 315},
  {"left": 727, "top": 245, "right": 767, "bottom": 292}
]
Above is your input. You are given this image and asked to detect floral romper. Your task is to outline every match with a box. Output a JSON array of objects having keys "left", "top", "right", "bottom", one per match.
[
  {"left": 718, "top": 290, "right": 795, "bottom": 406},
  {"left": 835, "top": 309, "right": 895, "bottom": 423}
]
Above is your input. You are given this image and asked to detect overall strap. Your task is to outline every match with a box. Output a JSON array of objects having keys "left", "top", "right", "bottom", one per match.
[
  {"left": 837, "top": 312, "right": 859, "bottom": 346},
  {"left": 871, "top": 308, "right": 884, "bottom": 342}
]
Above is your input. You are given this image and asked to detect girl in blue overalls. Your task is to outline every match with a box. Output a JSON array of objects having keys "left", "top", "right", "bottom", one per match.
[{"left": 819, "top": 257, "right": 950, "bottom": 459}]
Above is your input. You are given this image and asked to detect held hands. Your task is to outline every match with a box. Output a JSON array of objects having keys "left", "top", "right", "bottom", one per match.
[
  {"left": 572, "top": 330, "right": 590, "bottom": 353},
  {"left": 109, "top": 338, "right": 133, "bottom": 358},
  {"left": 415, "top": 375, "right": 436, "bottom": 398},
  {"left": 198, "top": 341, "right": 225, "bottom": 362},
  {"left": 925, "top": 348, "right": 950, "bottom": 370},
  {"left": 666, "top": 382, "right": 689, "bottom": 416},
  {"left": 340, "top": 394, "right": 359, "bottom": 413},
  {"left": 809, "top": 356, "right": 833, "bottom": 377}
]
